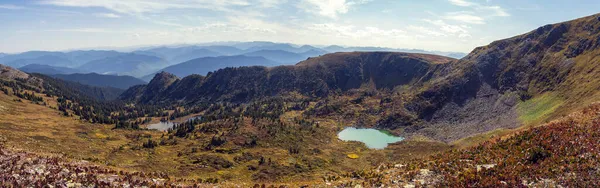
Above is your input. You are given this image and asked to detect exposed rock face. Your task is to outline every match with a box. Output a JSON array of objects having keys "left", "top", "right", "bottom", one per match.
[
  {"left": 399, "top": 13, "right": 600, "bottom": 141},
  {"left": 0, "top": 64, "right": 30, "bottom": 80},
  {"left": 0, "top": 64, "right": 43, "bottom": 88}
]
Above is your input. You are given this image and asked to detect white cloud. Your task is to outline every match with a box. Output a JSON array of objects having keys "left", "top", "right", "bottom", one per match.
[
  {"left": 46, "top": 28, "right": 113, "bottom": 33},
  {"left": 407, "top": 26, "right": 446, "bottom": 37},
  {"left": 300, "top": 0, "right": 372, "bottom": 19},
  {"left": 423, "top": 19, "right": 469, "bottom": 35},
  {"left": 444, "top": 12, "right": 485, "bottom": 24},
  {"left": 477, "top": 6, "right": 509, "bottom": 17},
  {"left": 309, "top": 23, "right": 405, "bottom": 38},
  {"left": 0, "top": 4, "right": 25, "bottom": 9},
  {"left": 258, "top": 0, "right": 286, "bottom": 8},
  {"left": 448, "top": 0, "right": 473, "bottom": 7},
  {"left": 94, "top": 13, "right": 121, "bottom": 18},
  {"left": 445, "top": 0, "right": 509, "bottom": 23},
  {"left": 39, "top": 0, "right": 253, "bottom": 15}
]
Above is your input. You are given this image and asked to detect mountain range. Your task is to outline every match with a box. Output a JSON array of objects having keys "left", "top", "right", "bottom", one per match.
[
  {"left": 0, "top": 43, "right": 466, "bottom": 80},
  {"left": 19, "top": 64, "right": 84, "bottom": 75},
  {"left": 4, "top": 13, "right": 600, "bottom": 186},
  {"left": 122, "top": 14, "right": 600, "bottom": 143},
  {"left": 51, "top": 73, "right": 146, "bottom": 89},
  {"left": 143, "top": 55, "right": 280, "bottom": 80}
]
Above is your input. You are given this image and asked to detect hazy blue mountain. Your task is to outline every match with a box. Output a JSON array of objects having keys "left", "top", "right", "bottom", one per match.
[
  {"left": 441, "top": 52, "right": 468, "bottom": 59},
  {"left": 0, "top": 51, "right": 68, "bottom": 67},
  {"left": 299, "top": 49, "right": 328, "bottom": 58},
  {"left": 170, "top": 49, "right": 223, "bottom": 64},
  {"left": 146, "top": 55, "right": 280, "bottom": 79},
  {"left": 19, "top": 64, "right": 85, "bottom": 75},
  {"left": 241, "top": 43, "right": 322, "bottom": 54},
  {"left": 52, "top": 73, "right": 146, "bottom": 89},
  {"left": 65, "top": 50, "right": 124, "bottom": 67},
  {"left": 323, "top": 45, "right": 346, "bottom": 52},
  {"left": 322, "top": 45, "right": 467, "bottom": 59},
  {"left": 0, "top": 50, "right": 127, "bottom": 68},
  {"left": 78, "top": 53, "right": 168, "bottom": 77},
  {"left": 134, "top": 46, "right": 224, "bottom": 64},
  {"left": 0, "top": 53, "right": 6, "bottom": 58},
  {"left": 198, "top": 45, "right": 244, "bottom": 55},
  {"left": 232, "top": 41, "right": 280, "bottom": 50},
  {"left": 297, "top": 45, "right": 323, "bottom": 53},
  {"left": 243, "top": 50, "right": 307, "bottom": 64},
  {"left": 4, "top": 55, "right": 74, "bottom": 68},
  {"left": 244, "top": 43, "right": 299, "bottom": 53}
]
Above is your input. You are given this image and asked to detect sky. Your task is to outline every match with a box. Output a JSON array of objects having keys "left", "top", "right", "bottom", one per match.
[{"left": 0, "top": 0, "right": 599, "bottom": 53}]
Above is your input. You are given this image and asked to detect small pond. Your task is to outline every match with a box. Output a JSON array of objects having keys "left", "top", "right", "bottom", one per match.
[
  {"left": 338, "top": 127, "right": 404, "bottom": 149},
  {"left": 146, "top": 121, "right": 176, "bottom": 131},
  {"left": 146, "top": 116, "right": 202, "bottom": 131}
]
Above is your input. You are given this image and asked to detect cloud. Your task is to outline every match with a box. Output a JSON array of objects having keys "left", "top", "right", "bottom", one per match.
[
  {"left": 94, "top": 13, "right": 121, "bottom": 18},
  {"left": 0, "top": 4, "right": 25, "bottom": 9},
  {"left": 445, "top": 0, "right": 509, "bottom": 23},
  {"left": 407, "top": 26, "right": 446, "bottom": 37},
  {"left": 39, "top": 0, "right": 253, "bottom": 15},
  {"left": 300, "top": 0, "right": 372, "bottom": 19},
  {"left": 424, "top": 19, "right": 469, "bottom": 34},
  {"left": 447, "top": 0, "right": 473, "bottom": 7},
  {"left": 422, "top": 19, "right": 471, "bottom": 38},
  {"left": 476, "top": 6, "right": 509, "bottom": 17},
  {"left": 45, "top": 28, "right": 113, "bottom": 33},
  {"left": 310, "top": 23, "right": 405, "bottom": 38},
  {"left": 258, "top": 0, "right": 286, "bottom": 8},
  {"left": 443, "top": 12, "right": 485, "bottom": 24}
]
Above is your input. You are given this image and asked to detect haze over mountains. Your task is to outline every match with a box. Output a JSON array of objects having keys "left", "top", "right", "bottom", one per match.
[{"left": 0, "top": 42, "right": 466, "bottom": 82}]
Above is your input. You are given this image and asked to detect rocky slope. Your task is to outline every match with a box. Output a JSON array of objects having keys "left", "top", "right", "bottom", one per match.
[
  {"left": 333, "top": 102, "right": 600, "bottom": 187},
  {"left": 121, "top": 52, "right": 455, "bottom": 104},
  {"left": 402, "top": 13, "right": 600, "bottom": 141}
]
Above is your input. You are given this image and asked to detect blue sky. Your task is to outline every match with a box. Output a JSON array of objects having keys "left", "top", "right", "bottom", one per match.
[{"left": 0, "top": 0, "right": 599, "bottom": 53}]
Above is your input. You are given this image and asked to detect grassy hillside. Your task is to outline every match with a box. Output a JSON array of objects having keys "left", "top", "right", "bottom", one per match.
[{"left": 333, "top": 102, "right": 600, "bottom": 187}]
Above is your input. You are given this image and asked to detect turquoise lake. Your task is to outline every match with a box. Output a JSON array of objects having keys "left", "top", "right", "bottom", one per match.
[{"left": 337, "top": 127, "right": 404, "bottom": 149}]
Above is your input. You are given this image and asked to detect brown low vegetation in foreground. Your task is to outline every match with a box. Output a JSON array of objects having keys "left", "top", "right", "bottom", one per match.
[{"left": 334, "top": 103, "right": 600, "bottom": 187}]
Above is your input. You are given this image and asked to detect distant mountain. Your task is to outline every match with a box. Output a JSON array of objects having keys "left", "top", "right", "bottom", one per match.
[
  {"left": 322, "top": 45, "right": 467, "bottom": 59},
  {"left": 235, "top": 42, "right": 322, "bottom": 54},
  {"left": 5, "top": 55, "right": 74, "bottom": 68},
  {"left": 2, "top": 54, "right": 73, "bottom": 68},
  {"left": 147, "top": 55, "right": 280, "bottom": 79},
  {"left": 198, "top": 45, "right": 244, "bottom": 55},
  {"left": 32, "top": 73, "right": 124, "bottom": 101},
  {"left": 299, "top": 49, "right": 328, "bottom": 58},
  {"left": 232, "top": 41, "right": 281, "bottom": 50},
  {"left": 323, "top": 45, "right": 346, "bottom": 52},
  {"left": 0, "top": 51, "right": 67, "bottom": 65},
  {"left": 78, "top": 53, "right": 168, "bottom": 77},
  {"left": 444, "top": 52, "right": 468, "bottom": 59},
  {"left": 51, "top": 73, "right": 146, "bottom": 89},
  {"left": 170, "top": 49, "right": 223, "bottom": 64},
  {"left": 19, "top": 64, "right": 84, "bottom": 75},
  {"left": 244, "top": 43, "right": 302, "bottom": 53},
  {"left": 0, "top": 53, "right": 6, "bottom": 58},
  {"left": 65, "top": 50, "right": 124, "bottom": 67},
  {"left": 122, "top": 52, "right": 455, "bottom": 104},
  {"left": 135, "top": 46, "right": 223, "bottom": 65},
  {"left": 243, "top": 50, "right": 307, "bottom": 64},
  {"left": 0, "top": 50, "right": 127, "bottom": 68}
]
